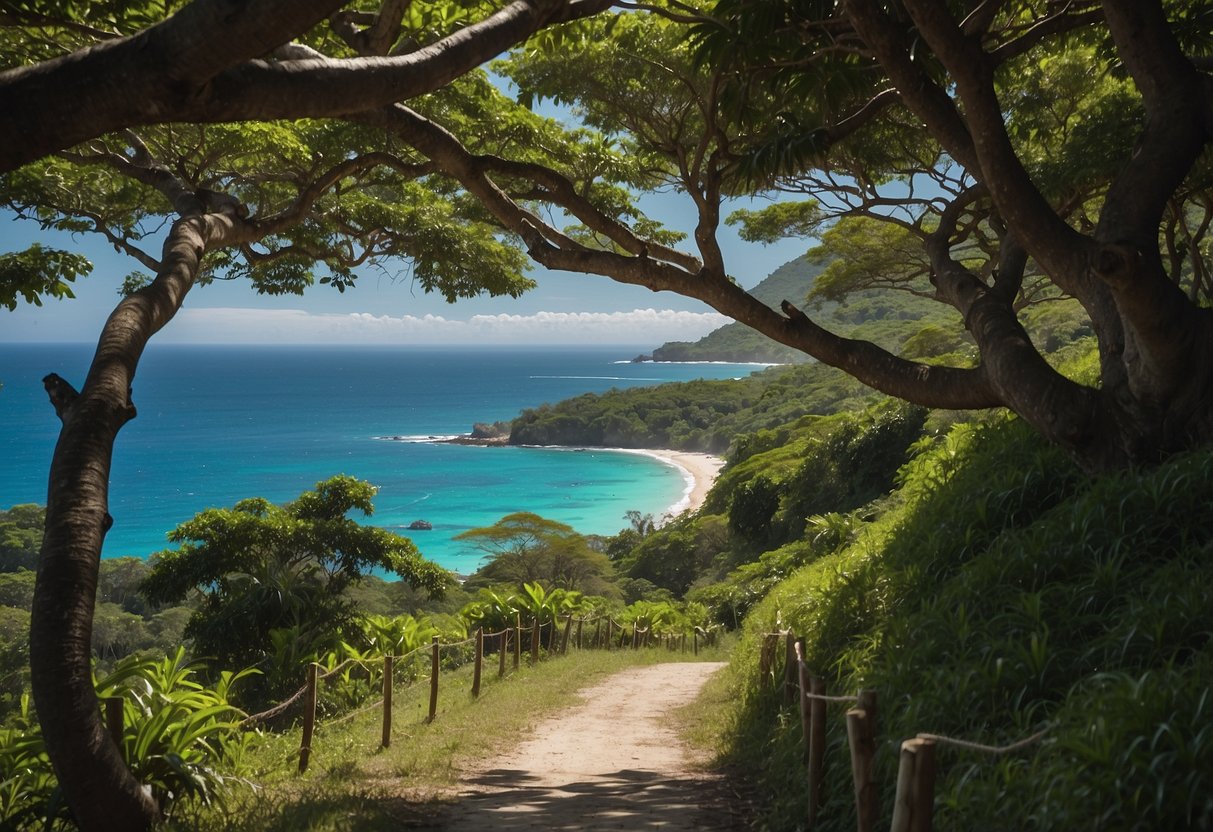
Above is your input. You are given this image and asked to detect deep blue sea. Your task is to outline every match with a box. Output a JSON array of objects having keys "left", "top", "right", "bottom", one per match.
[{"left": 0, "top": 344, "right": 763, "bottom": 575}]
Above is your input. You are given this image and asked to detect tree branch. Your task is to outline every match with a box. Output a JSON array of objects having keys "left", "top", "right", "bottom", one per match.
[{"left": 0, "top": 0, "right": 612, "bottom": 172}]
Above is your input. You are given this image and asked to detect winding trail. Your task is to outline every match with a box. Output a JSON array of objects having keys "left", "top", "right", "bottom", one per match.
[{"left": 429, "top": 661, "right": 744, "bottom": 831}]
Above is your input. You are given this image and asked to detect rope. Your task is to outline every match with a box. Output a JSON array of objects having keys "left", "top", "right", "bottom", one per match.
[
  {"left": 916, "top": 729, "right": 1049, "bottom": 755},
  {"left": 439, "top": 636, "right": 476, "bottom": 649},
  {"left": 393, "top": 643, "right": 429, "bottom": 663},
  {"left": 803, "top": 692, "right": 860, "bottom": 704},
  {"left": 317, "top": 657, "right": 362, "bottom": 681},
  {"left": 240, "top": 682, "right": 308, "bottom": 727}
]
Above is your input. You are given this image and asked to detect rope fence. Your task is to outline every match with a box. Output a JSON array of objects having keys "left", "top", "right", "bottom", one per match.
[
  {"left": 102, "top": 613, "right": 720, "bottom": 777},
  {"left": 98, "top": 614, "right": 722, "bottom": 777},
  {"left": 759, "top": 630, "right": 1048, "bottom": 832}
]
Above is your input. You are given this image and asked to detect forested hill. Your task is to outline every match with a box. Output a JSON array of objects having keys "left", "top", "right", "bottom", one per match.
[
  {"left": 645, "top": 254, "right": 961, "bottom": 364},
  {"left": 646, "top": 256, "right": 823, "bottom": 364},
  {"left": 509, "top": 362, "right": 876, "bottom": 452}
]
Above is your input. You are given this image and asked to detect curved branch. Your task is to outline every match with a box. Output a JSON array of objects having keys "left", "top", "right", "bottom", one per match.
[
  {"left": 473, "top": 154, "right": 702, "bottom": 271},
  {"left": 1097, "top": 0, "right": 1210, "bottom": 246},
  {"left": 0, "top": 0, "right": 612, "bottom": 172}
]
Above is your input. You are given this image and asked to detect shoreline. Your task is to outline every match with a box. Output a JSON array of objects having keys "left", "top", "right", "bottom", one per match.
[
  {"left": 605, "top": 448, "right": 724, "bottom": 521},
  {"left": 377, "top": 434, "right": 725, "bottom": 521}
]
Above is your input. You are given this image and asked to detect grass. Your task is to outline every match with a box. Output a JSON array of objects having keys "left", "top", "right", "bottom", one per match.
[
  {"left": 713, "top": 416, "right": 1213, "bottom": 830},
  {"left": 168, "top": 642, "right": 731, "bottom": 831}
]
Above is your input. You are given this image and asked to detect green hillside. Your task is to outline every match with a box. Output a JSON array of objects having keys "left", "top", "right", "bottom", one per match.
[{"left": 648, "top": 254, "right": 966, "bottom": 364}]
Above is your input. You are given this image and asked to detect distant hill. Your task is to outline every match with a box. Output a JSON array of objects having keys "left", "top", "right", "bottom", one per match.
[
  {"left": 644, "top": 254, "right": 960, "bottom": 364},
  {"left": 646, "top": 256, "right": 824, "bottom": 364}
]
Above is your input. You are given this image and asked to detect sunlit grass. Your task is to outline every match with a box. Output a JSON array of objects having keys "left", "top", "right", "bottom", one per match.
[{"left": 717, "top": 416, "right": 1213, "bottom": 830}]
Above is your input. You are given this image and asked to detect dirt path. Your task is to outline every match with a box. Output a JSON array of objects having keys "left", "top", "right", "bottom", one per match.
[{"left": 427, "top": 661, "right": 744, "bottom": 831}]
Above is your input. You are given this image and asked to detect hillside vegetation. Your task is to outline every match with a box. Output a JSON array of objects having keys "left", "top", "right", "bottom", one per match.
[{"left": 0, "top": 255, "right": 1174, "bottom": 829}]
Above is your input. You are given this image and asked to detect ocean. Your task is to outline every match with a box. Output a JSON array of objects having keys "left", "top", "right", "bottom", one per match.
[{"left": 0, "top": 343, "right": 763, "bottom": 575}]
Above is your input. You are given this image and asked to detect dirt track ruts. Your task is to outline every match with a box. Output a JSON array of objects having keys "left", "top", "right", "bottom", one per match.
[{"left": 425, "top": 661, "right": 745, "bottom": 831}]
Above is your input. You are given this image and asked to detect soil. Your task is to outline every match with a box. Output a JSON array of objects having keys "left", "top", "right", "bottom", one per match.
[{"left": 422, "top": 661, "right": 747, "bottom": 831}]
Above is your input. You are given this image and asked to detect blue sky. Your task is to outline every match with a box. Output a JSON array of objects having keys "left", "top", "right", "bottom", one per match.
[{"left": 1, "top": 187, "right": 808, "bottom": 346}]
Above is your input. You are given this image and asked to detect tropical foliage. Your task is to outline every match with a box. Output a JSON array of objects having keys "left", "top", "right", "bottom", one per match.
[
  {"left": 456, "top": 513, "right": 617, "bottom": 597},
  {"left": 1, "top": 649, "right": 255, "bottom": 829},
  {"left": 140, "top": 476, "right": 450, "bottom": 692}
]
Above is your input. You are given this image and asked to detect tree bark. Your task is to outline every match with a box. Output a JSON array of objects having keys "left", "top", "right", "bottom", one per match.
[
  {"left": 30, "top": 211, "right": 240, "bottom": 831},
  {"left": 0, "top": 0, "right": 612, "bottom": 173}
]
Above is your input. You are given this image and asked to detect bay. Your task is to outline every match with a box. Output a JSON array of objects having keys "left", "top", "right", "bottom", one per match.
[{"left": 0, "top": 343, "right": 763, "bottom": 574}]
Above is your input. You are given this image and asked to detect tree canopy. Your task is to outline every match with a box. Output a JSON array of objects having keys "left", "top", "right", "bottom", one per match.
[
  {"left": 456, "top": 512, "right": 617, "bottom": 596},
  {"left": 141, "top": 475, "right": 450, "bottom": 672},
  {"left": 8, "top": 1, "right": 1213, "bottom": 827}
]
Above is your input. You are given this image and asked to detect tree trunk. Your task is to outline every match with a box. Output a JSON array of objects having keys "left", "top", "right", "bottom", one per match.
[{"left": 30, "top": 213, "right": 234, "bottom": 831}]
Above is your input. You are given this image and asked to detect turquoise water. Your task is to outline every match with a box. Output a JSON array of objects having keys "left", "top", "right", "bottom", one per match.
[{"left": 0, "top": 344, "right": 762, "bottom": 574}]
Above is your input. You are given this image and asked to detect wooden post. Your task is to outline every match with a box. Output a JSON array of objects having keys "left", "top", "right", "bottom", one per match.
[
  {"left": 427, "top": 636, "right": 440, "bottom": 723},
  {"left": 784, "top": 631, "right": 798, "bottom": 705},
  {"left": 561, "top": 615, "right": 573, "bottom": 654},
  {"left": 104, "top": 696, "right": 124, "bottom": 759},
  {"left": 846, "top": 689, "right": 879, "bottom": 832},
  {"left": 498, "top": 630, "right": 507, "bottom": 678},
  {"left": 576, "top": 617, "right": 584, "bottom": 650},
  {"left": 693, "top": 629, "right": 699, "bottom": 655},
  {"left": 807, "top": 676, "right": 827, "bottom": 827},
  {"left": 381, "top": 655, "right": 394, "bottom": 748},
  {"left": 594, "top": 618, "right": 601, "bottom": 648},
  {"left": 514, "top": 614, "right": 522, "bottom": 670},
  {"left": 530, "top": 616, "right": 541, "bottom": 664},
  {"left": 631, "top": 626, "right": 639, "bottom": 649},
  {"left": 759, "top": 633, "right": 776, "bottom": 687},
  {"left": 795, "top": 642, "right": 812, "bottom": 763},
  {"left": 605, "top": 618, "right": 613, "bottom": 650},
  {"left": 472, "top": 628, "right": 484, "bottom": 698},
  {"left": 299, "top": 663, "right": 318, "bottom": 773},
  {"left": 890, "top": 737, "right": 936, "bottom": 832},
  {"left": 681, "top": 633, "right": 687, "bottom": 653}
]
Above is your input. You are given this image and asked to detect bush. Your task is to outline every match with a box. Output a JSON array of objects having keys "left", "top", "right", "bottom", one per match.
[{"left": 0, "top": 649, "right": 256, "bottom": 828}]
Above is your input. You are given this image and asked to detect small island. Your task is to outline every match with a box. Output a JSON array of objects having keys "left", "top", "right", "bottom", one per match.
[{"left": 407, "top": 520, "right": 433, "bottom": 531}]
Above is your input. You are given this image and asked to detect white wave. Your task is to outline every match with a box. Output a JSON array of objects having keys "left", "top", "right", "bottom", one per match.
[
  {"left": 530, "top": 374, "right": 665, "bottom": 381},
  {"left": 373, "top": 434, "right": 462, "bottom": 443}
]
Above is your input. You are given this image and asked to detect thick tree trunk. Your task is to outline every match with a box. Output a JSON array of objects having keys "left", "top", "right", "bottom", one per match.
[{"left": 30, "top": 213, "right": 233, "bottom": 831}]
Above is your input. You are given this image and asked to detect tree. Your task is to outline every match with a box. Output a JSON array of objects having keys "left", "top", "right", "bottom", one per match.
[
  {"left": 380, "top": 2, "right": 1213, "bottom": 475},
  {"left": 12, "top": 1, "right": 1213, "bottom": 826},
  {"left": 457, "top": 512, "right": 617, "bottom": 595},
  {"left": 141, "top": 476, "right": 450, "bottom": 677},
  {"left": 0, "top": 504, "right": 42, "bottom": 572},
  {"left": 2, "top": 3, "right": 614, "bottom": 827}
]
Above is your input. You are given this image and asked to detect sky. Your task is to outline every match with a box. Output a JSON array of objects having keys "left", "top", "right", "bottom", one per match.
[{"left": 0, "top": 187, "right": 809, "bottom": 348}]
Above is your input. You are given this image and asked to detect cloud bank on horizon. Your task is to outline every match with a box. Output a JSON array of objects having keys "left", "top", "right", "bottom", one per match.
[{"left": 158, "top": 306, "right": 730, "bottom": 345}]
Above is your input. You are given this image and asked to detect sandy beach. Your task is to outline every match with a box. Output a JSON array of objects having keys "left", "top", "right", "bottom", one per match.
[{"left": 613, "top": 448, "right": 726, "bottom": 521}]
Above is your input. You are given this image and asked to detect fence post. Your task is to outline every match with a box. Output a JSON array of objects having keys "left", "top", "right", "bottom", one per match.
[
  {"left": 299, "top": 662, "right": 318, "bottom": 773},
  {"left": 381, "top": 655, "right": 394, "bottom": 748},
  {"left": 605, "top": 618, "right": 613, "bottom": 650},
  {"left": 104, "top": 696, "right": 124, "bottom": 759},
  {"left": 846, "top": 689, "right": 879, "bottom": 832},
  {"left": 561, "top": 615, "right": 573, "bottom": 654},
  {"left": 576, "top": 617, "right": 584, "bottom": 650},
  {"left": 795, "top": 641, "right": 812, "bottom": 764},
  {"left": 694, "top": 628, "right": 699, "bottom": 655},
  {"left": 759, "top": 633, "right": 778, "bottom": 687},
  {"left": 514, "top": 614, "right": 522, "bottom": 669},
  {"left": 681, "top": 633, "right": 687, "bottom": 653},
  {"left": 784, "top": 631, "right": 798, "bottom": 705},
  {"left": 427, "top": 636, "right": 440, "bottom": 723},
  {"left": 891, "top": 737, "right": 936, "bottom": 832},
  {"left": 807, "top": 676, "right": 827, "bottom": 827},
  {"left": 531, "top": 617, "right": 541, "bottom": 664},
  {"left": 498, "top": 630, "right": 507, "bottom": 678},
  {"left": 472, "top": 628, "right": 484, "bottom": 698}
]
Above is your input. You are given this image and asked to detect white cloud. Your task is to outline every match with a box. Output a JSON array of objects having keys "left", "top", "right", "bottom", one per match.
[{"left": 160, "top": 307, "right": 730, "bottom": 345}]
